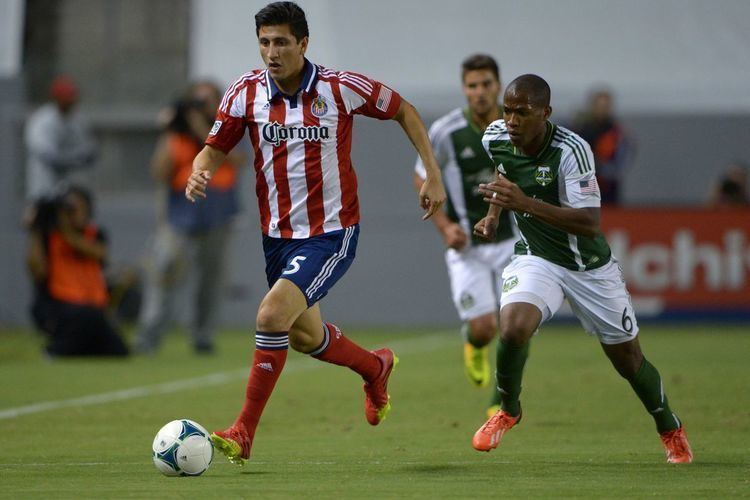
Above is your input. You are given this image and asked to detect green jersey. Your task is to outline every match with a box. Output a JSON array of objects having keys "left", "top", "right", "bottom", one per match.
[
  {"left": 481, "top": 120, "right": 611, "bottom": 271},
  {"left": 416, "top": 108, "right": 515, "bottom": 246}
]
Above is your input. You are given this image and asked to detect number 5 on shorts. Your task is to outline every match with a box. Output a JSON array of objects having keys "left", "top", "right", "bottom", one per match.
[{"left": 283, "top": 255, "right": 307, "bottom": 275}]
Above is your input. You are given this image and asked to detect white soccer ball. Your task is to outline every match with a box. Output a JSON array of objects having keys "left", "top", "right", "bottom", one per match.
[{"left": 152, "top": 419, "right": 214, "bottom": 476}]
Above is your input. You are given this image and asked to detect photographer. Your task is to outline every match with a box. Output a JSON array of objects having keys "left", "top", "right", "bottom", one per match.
[
  {"left": 136, "top": 81, "right": 244, "bottom": 355},
  {"left": 26, "top": 186, "right": 130, "bottom": 357}
]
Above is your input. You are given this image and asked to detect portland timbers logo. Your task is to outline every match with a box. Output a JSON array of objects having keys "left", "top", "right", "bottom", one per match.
[
  {"left": 502, "top": 276, "right": 519, "bottom": 293},
  {"left": 311, "top": 95, "right": 328, "bottom": 117},
  {"left": 459, "top": 292, "right": 475, "bottom": 310},
  {"left": 534, "top": 165, "right": 553, "bottom": 186}
]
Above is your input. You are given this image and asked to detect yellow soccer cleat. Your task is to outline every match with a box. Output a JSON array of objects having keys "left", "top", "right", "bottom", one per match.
[
  {"left": 464, "top": 343, "right": 491, "bottom": 388},
  {"left": 210, "top": 426, "right": 251, "bottom": 466}
]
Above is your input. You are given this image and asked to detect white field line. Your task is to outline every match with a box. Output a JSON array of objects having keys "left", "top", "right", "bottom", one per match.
[
  {"left": 0, "top": 332, "right": 454, "bottom": 421},
  {"left": 0, "top": 459, "right": 514, "bottom": 468}
]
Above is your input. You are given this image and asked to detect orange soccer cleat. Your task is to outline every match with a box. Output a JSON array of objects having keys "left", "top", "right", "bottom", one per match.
[
  {"left": 659, "top": 426, "right": 693, "bottom": 464},
  {"left": 363, "top": 348, "right": 398, "bottom": 425},
  {"left": 210, "top": 425, "right": 252, "bottom": 466},
  {"left": 472, "top": 408, "right": 521, "bottom": 452}
]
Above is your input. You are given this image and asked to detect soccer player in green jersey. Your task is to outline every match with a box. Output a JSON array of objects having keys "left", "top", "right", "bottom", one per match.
[
  {"left": 414, "top": 55, "right": 516, "bottom": 415},
  {"left": 470, "top": 74, "right": 692, "bottom": 464}
]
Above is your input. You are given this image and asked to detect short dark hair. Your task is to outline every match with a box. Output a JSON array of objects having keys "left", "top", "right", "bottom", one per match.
[
  {"left": 506, "top": 74, "right": 551, "bottom": 107},
  {"left": 461, "top": 54, "right": 500, "bottom": 82},
  {"left": 255, "top": 2, "right": 309, "bottom": 42}
]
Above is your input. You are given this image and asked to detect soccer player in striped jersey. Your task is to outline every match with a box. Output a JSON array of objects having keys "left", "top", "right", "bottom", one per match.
[
  {"left": 414, "top": 54, "right": 516, "bottom": 415},
  {"left": 184, "top": 2, "right": 446, "bottom": 466},
  {"left": 470, "top": 75, "right": 692, "bottom": 463}
]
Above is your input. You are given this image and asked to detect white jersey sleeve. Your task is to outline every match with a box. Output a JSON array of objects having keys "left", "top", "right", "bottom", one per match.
[
  {"left": 414, "top": 118, "right": 451, "bottom": 180},
  {"left": 481, "top": 119, "right": 508, "bottom": 174},
  {"left": 558, "top": 134, "right": 601, "bottom": 208}
]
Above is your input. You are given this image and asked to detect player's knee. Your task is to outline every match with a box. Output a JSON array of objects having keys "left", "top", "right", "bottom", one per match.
[
  {"left": 499, "top": 316, "right": 534, "bottom": 345},
  {"left": 468, "top": 316, "right": 497, "bottom": 345},
  {"left": 256, "top": 302, "right": 291, "bottom": 333}
]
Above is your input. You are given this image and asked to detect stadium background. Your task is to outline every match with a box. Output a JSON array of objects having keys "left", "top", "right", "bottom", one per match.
[{"left": 1, "top": 0, "right": 749, "bottom": 328}]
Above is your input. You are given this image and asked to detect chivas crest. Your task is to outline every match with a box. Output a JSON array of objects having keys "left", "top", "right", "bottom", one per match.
[{"left": 311, "top": 95, "right": 328, "bottom": 117}]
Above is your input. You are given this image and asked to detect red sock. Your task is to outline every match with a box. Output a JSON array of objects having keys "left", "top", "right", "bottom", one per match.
[
  {"left": 234, "top": 332, "right": 288, "bottom": 438},
  {"left": 310, "top": 323, "right": 381, "bottom": 381}
]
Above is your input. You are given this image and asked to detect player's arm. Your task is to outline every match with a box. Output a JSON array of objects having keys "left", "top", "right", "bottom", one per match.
[
  {"left": 473, "top": 172, "right": 505, "bottom": 240},
  {"left": 185, "top": 145, "right": 226, "bottom": 202},
  {"left": 478, "top": 178, "right": 600, "bottom": 238},
  {"left": 394, "top": 99, "right": 447, "bottom": 220},
  {"left": 413, "top": 173, "right": 467, "bottom": 249}
]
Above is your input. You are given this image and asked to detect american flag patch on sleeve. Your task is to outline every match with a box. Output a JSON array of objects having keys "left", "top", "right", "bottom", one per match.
[
  {"left": 579, "top": 177, "right": 599, "bottom": 195},
  {"left": 375, "top": 85, "right": 393, "bottom": 112}
]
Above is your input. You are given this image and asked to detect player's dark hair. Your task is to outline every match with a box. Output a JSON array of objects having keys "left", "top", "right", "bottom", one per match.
[
  {"left": 506, "top": 74, "right": 551, "bottom": 108},
  {"left": 461, "top": 54, "right": 500, "bottom": 82},
  {"left": 255, "top": 2, "right": 309, "bottom": 42}
]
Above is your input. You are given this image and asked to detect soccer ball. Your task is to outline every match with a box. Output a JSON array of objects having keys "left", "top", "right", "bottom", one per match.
[{"left": 152, "top": 419, "right": 214, "bottom": 476}]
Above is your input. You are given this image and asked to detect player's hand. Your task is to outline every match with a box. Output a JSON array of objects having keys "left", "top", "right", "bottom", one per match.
[
  {"left": 473, "top": 215, "right": 499, "bottom": 241},
  {"left": 478, "top": 177, "right": 528, "bottom": 212},
  {"left": 441, "top": 223, "right": 468, "bottom": 250},
  {"left": 419, "top": 175, "right": 447, "bottom": 220},
  {"left": 185, "top": 170, "right": 211, "bottom": 202}
]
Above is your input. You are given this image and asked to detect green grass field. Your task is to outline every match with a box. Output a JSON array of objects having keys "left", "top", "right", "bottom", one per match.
[{"left": 1, "top": 324, "right": 748, "bottom": 498}]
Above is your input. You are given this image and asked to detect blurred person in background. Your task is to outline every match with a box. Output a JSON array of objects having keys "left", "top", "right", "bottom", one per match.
[
  {"left": 571, "top": 88, "right": 633, "bottom": 205},
  {"left": 26, "top": 185, "right": 129, "bottom": 358},
  {"left": 24, "top": 76, "right": 97, "bottom": 205},
  {"left": 708, "top": 161, "right": 749, "bottom": 208},
  {"left": 414, "top": 54, "right": 515, "bottom": 417},
  {"left": 135, "top": 81, "right": 244, "bottom": 355}
]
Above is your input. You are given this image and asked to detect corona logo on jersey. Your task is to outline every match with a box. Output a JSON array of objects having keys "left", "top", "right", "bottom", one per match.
[
  {"left": 261, "top": 121, "right": 330, "bottom": 147},
  {"left": 534, "top": 165, "right": 553, "bottom": 186},
  {"left": 311, "top": 95, "right": 328, "bottom": 117}
]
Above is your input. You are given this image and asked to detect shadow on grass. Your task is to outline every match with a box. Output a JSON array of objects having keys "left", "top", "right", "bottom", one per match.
[{"left": 400, "top": 464, "right": 472, "bottom": 475}]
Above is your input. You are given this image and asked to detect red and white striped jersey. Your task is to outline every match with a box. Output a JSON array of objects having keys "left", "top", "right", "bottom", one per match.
[{"left": 206, "top": 59, "right": 401, "bottom": 238}]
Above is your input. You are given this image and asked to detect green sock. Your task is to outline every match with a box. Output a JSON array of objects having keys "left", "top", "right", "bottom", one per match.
[
  {"left": 629, "top": 358, "right": 681, "bottom": 433},
  {"left": 462, "top": 323, "right": 486, "bottom": 348},
  {"left": 496, "top": 339, "right": 529, "bottom": 417}
]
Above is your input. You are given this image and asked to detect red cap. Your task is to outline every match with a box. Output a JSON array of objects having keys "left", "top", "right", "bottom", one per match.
[{"left": 50, "top": 76, "right": 79, "bottom": 105}]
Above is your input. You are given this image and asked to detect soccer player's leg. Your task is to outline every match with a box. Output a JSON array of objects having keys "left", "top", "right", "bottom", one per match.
[
  {"left": 278, "top": 225, "right": 397, "bottom": 425},
  {"left": 472, "top": 302, "right": 538, "bottom": 451},
  {"left": 445, "top": 248, "right": 498, "bottom": 388},
  {"left": 473, "top": 256, "right": 564, "bottom": 452},
  {"left": 462, "top": 316, "right": 496, "bottom": 388},
  {"left": 293, "top": 305, "right": 397, "bottom": 426},
  {"left": 212, "top": 279, "right": 307, "bottom": 466},
  {"left": 566, "top": 259, "right": 692, "bottom": 463}
]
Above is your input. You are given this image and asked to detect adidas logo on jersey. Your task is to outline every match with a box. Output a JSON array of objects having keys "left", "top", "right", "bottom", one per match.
[
  {"left": 262, "top": 121, "right": 330, "bottom": 147},
  {"left": 256, "top": 362, "right": 274, "bottom": 372},
  {"left": 459, "top": 146, "right": 475, "bottom": 159}
]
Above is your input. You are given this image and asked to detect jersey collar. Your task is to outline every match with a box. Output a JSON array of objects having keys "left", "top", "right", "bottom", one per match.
[
  {"left": 513, "top": 121, "right": 556, "bottom": 158},
  {"left": 265, "top": 58, "right": 318, "bottom": 101}
]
